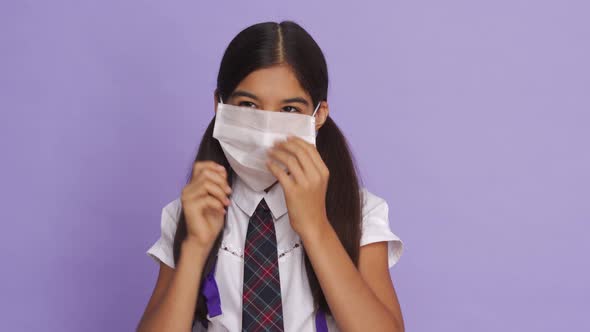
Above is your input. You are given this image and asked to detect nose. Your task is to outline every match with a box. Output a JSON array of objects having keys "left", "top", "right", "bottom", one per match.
[{"left": 258, "top": 105, "right": 282, "bottom": 112}]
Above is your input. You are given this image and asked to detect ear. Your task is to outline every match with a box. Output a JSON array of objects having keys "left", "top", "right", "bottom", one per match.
[{"left": 314, "top": 101, "right": 329, "bottom": 131}]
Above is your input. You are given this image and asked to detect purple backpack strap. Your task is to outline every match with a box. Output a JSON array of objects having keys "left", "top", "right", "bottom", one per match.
[
  {"left": 315, "top": 308, "right": 328, "bottom": 332},
  {"left": 201, "top": 258, "right": 222, "bottom": 317}
]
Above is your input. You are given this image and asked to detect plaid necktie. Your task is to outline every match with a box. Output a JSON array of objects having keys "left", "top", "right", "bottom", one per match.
[{"left": 241, "top": 198, "right": 285, "bottom": 331}]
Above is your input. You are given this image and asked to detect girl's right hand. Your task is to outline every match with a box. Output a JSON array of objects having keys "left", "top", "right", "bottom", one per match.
[{"left": 180, "top": 161, "right": 232, "bottom": 250}]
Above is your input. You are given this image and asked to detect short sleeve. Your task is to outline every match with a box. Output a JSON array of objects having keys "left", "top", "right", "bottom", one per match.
[
  {"left": 360, "top": 188, "right": 404, "bottom": 269},
  {"left": 146, "top": 198, "right": 182, "bottom": 269}
]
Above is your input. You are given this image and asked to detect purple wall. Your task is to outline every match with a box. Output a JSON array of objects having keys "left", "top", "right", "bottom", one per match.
[{"left": 1, "top": 1, "right": 588, "bottom": 331}]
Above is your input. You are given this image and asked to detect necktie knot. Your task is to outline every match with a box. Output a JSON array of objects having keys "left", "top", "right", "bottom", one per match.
[{"left": 257, "top": 198, "right": 270, "bottom": 213}]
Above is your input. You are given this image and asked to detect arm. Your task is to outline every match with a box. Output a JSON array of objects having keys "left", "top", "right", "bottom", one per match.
[
  {"left": 266, "top": 136, "right": 404, "bottom": 332},
  {"left": 301, "top": 222, "right": 405, "bottom": 332},
  {"left": 138, "top": 161, "right": 230, "bottom": 331},
  {"left": 137, "top": 239, "right": 210, "bottom": 332}
]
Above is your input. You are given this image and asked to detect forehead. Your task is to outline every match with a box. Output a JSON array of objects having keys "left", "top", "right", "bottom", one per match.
[{"left": 234, "top": 64, "right": 311, "bottom": 101}]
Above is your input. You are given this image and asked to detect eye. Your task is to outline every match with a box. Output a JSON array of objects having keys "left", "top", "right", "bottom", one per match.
[
  {"left": 238, "top": 101, "right": 258, "bottom": 108},
  {"left": 281, "top": 106, "right": 300, "bottom": 113}
]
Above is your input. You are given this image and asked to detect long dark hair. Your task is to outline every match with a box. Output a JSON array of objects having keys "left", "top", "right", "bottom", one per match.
[{"left": 172, "top": 20, "right": 363, "bottom": 328}]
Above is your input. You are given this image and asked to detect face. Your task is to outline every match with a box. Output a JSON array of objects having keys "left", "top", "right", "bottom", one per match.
[{"left": 214, "top": 64, "right": 329, "bottom": 131}]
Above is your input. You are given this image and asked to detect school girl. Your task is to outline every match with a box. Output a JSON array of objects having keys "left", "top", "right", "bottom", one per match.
[{"left": 138, "top": 21, "right": 405, "bottom": 332}]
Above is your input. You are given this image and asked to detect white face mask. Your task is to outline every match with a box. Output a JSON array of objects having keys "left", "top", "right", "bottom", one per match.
[{"left": 212, "top": 96, "right": 321, "bottom": 192}]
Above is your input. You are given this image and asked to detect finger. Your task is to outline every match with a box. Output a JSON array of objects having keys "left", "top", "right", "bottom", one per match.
[
  {"left": 275, "top": 138, "right": 318, "bottom": 175},
  {"left": 196, "top": 181, "right": 231, "bottom": 206},
  {"left": 191, "top": 161, "right": 226, "bottom": 182},
  {"left": 199, "top": 196, "right": 226, "bottom": 215},
  {"left": 267, "top": 146, "right": 306, "bottom": 184},
  {"left": 182, "top": 171, "right": 231, "bottom": 204},
  {"left": 196, "top": 169, "right": 232, "bottom": 194},
  {"left": 266, "top": 159, "right": 294, "bottom": 189},
  {"left": 287, "top": 136, "right": 329, "bottom": 177}
]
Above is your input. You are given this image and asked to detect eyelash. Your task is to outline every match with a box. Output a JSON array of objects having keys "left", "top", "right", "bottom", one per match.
[{"left": 238, "top": 101, "right": 300, "bottom": 113}]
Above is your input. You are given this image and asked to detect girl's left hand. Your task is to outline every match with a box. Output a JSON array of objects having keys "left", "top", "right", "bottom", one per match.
[{"left": 266, "top": 136, "right": 330, "bottom": 239}]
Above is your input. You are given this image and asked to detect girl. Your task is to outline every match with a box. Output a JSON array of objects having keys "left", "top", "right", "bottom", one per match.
[{"left": 138, "top": 21, "right": 405, "bottom": 332}]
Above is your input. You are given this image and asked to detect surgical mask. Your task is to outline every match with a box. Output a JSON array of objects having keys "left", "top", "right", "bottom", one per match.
[{"left": 212, "top": 96, "right": 321, "bottom": 192}]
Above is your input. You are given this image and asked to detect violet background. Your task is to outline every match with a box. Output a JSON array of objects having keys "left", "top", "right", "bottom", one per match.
[{"left": 1, "top": 1, "right": 588, "bottom": 331}]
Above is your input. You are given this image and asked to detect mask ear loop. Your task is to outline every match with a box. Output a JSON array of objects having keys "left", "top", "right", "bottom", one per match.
[
  {"left": 312, "top": 101, "right": 321, "bottom": 138},
  {"left": 218, "top": 95, "right": 224, "bottom": 104},
  {"left": 312, "top": 101, "right": 321, "bottom": 117}
]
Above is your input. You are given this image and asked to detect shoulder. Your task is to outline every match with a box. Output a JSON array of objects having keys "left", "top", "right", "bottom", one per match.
[
  {"left": 358, "top": 187, "right": 404, "bottom": 268},
  {"left": 359, "top": 187, "right": 392, "bottom": 229},
  {"left": 360, "top": 187, "right": 388, "bottom": 217},
  {"left": 145, "top": 197, "right": 183, "bottom": 269},
  {"left": 161, "top": 197, "right": 182, "bottom": 224}
]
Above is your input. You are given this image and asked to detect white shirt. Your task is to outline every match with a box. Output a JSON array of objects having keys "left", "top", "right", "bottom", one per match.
[{"left": 146, "top": 173, "right": 404, "bottom": 331}]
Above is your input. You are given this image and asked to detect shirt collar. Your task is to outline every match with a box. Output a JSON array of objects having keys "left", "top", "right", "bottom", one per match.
[{"left": 231, "top": 171, "right": 288, "bottom": 221}]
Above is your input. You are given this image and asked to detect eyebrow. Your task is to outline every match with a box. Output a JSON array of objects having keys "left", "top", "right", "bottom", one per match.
[{"left": 230, "top": 90, "right": 310, "bottom": 106}]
